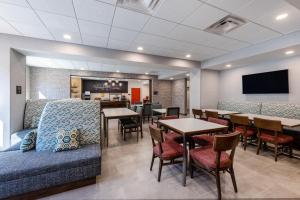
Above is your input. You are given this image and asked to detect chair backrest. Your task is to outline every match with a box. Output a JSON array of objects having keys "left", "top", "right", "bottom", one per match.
[
  {"left": 161, "top": 115, "right": 178, "bottom": 120},
  {"left": 192, "top": 109, "right": 203, "bottom": 119},
  {"left": 230, "top": 114, "right": 249, "bottom": 126},
  {"left": 143, "top": 103, "right": 152, "bottom": 115},
  {"left": 149, "top": 125, "right": 164, "bottom": 154},
  {"left": 254, "top": 117, "right": 282, "bottom": 132},
  {"left": 167, "top": 107, "right": 180, "bottom": 118},
  {"left": 205, "top": 111, "right": 218, "bottom": 119},
  {"left": 208, "top": 117, "right": 228, "bottom": 133},
  {"left": 213, "top": 131, "right": 240, "bottom": 166}
]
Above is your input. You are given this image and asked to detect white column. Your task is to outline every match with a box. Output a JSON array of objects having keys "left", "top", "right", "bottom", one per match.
[{"left": 189, "top": 67, "right": 201, "bottom": 114}]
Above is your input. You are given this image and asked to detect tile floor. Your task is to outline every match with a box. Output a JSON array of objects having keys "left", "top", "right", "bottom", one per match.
[{"left": 42, "top": 119, "right": 300, "bottom": 199}]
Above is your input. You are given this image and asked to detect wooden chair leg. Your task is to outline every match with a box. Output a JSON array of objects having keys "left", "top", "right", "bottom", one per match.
[
  {"left": 289, "top": 144, "right": 293, "bottom": 158},
  {"left": 216, "top": 169, "right": 221, "bottom": 200},
  {"left": 189, "top": 158, "right": 194, "bottom": 179},
  {"left": 158, "top": 159, "right": 163, "bottom": 182},
  {"left": 123, "top": 128, "right": 126, "bottom": 141},
  {"left": 243, "top": 136, "right": 247, "bottom": 151},
  {"left": 150, "top": 153, "right": 155, "bottom": 171},
  {"left": 256, "top": 138, "right": 262, "bottom": 155},
  {"left": 229, "top": 167, "right": 238, "bottom": 192},
  {"left": 274, "top": 143, "right": 278, "bottom": 162}
]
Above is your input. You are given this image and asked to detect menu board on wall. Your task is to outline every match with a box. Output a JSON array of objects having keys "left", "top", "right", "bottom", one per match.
[{"left": 82, "top": 79, "right": 128, "bottom": 93}]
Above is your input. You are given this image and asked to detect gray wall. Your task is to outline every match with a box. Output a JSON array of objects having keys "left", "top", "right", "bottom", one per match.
[
  {"left": 157, "top": 80, "right": 172, "bottom": 108},
  {"left": 200, "top": 70, "right": 219, "bottom": 109},
  {"left": 172, "top": 79, "right": 186, "bottom": 114}
]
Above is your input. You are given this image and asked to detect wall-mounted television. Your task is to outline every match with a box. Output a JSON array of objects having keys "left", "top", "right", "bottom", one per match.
[{"left": 242, "top": 69, "right": 289, "bottom": 94}]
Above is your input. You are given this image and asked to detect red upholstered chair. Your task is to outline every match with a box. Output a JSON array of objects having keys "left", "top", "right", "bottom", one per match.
[
  {"left": 205, "top": 111, "right": 219, "bottom": 120},
  {"left": 192, "top": 109, "right": 204, "bottom": 119},
  {"left": 160, "top": 115, "right": 182, "bottom": 143},
  {"left": 149, "top": 125, "right": 183, "bottom": 182},
  {"left": 230, "top": 114, "right": 256, "bottom": 150},
  {"left": 193, "top": 117, "right": 229, "bottom": 148},
  {"left": 254, "top": 117, "right": 293, "bottom": 162},
  {"left": 189, "top": 132, "right": 240, "bottom": 200}
]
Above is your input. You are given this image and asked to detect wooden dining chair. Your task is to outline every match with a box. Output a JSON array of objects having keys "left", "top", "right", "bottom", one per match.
[
  {"left": 149, "top": 125, "right": 183, "bottom": 182},
  {"left": 192, "top": 109, "right": 204, "bottom": 119},
  {"left": 160, "top": 115, "right": 183, "bottom": 143},
  {"left": 192, "top": 117, "right": 229, "bottom": 148},
  {"left": 254, "top": 117, "right": 294, "bottom": 162},
  {"left": 167, "top": 107, "right": 180, "bottom": 118},
  {"left": 230, "top": 114, "right": 256, "bottom": 150},
  {"left": 205, "top": 110, "right": 219, "bottom": 119},
  {"left": 189, "top": 131, "right": 240, "bottom": 200}
]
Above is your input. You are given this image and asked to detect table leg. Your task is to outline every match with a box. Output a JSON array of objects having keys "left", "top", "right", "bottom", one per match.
[
  {"left": 106, "top": 118, "right": 109, "bottom": 147},
  {"left": 182, "top": 134, "right": 187, "bottom": 186}
]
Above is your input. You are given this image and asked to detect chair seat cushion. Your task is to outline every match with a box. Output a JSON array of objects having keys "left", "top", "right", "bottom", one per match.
[
  {"left": 153, "top": 141, "right": 183, "bottom": 160},
  {"left": 190, "top": 148, "right": 231, "bottom": 169},
  {"left": 235, "top": 126, "right": 256, "bottom": 137},
  {"left": 193, "top": 135, "right": 214, "bottom": 147},
  {"left": 260, "top": 132, "right": 294, "bottom": 144},
  {"left": 164, "top": 131, "right": 182, "bottom": 142}
]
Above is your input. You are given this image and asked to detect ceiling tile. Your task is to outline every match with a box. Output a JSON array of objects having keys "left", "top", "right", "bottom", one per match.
[
  {"left": 78, "top": 20, "right": 110, "bottom": 37},
  {"left": 142, "top": 17, "right": 177, "bottom": 37},
  {"left": 205, "top": 0, "right": 254, "bottom": 13},
  {"left": 37, "top": 11, "right": 79, "bottom": 32},
  {"left": 74, "top": 0, "right": 115, "bottom": 25},
  {"left": 0, "top": 0, "right": 28, "bottom": 7},
  {"left": 107, "top": 39, "right": 131, "bottom": 51},
  {"left": 0, "top": 18, "right": 20, "bottom": 35},
  {"left": 82, "top": 34, "right": 108, "bottom": 47},
  {"left": 87, "top": 62, "right": 102, "bottom": 71},
  {"left": 95, "top": 0, "right": 117, "bottom": 5},
  {"left": 226, "top": 22, "right": 281, "bottom": 44},
  {"left": 28, "top": 0, "right": 75, "bottom": 17},
  {"left": 182, "top": 4, "right": 228, "bottom": 30},
  {"left": 109, "top": 27, "right": 139, "bottom": 43},
  {"left": 153, "top": 0, "right": 202, "bottom": 23},
  {"left": 0, "top": 3, "right": 41, "bottom": 24},
  {"left": 113, "top": 7, "right": 150, "bottom": 31},
  {"left": 9, "top": 21, "right": 53, "bottom": 39}
]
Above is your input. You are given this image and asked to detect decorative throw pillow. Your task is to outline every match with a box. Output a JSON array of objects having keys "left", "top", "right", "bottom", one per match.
[
  {"left": 54, "top": 129, "right": 80, "bottom": 152},
  {"left": 30, "top": 116, "right": 40, "bottom": 128},
  {"left": 20, "top": 130, "right": 37, "bottom": 152}
]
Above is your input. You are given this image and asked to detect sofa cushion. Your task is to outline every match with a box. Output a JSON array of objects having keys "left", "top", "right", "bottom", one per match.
[
  {"left": 36, "top": 100, "right": 100, "bottom": 151},
  {"left": 218, "top": 100, "right": 261, "bottom": 114},
  {"left": 261, "top": 103, "right": 300, "bottom": 119},
  {"left": 54, "top": 129, "right": 80, "bottom": 152},
  {"left": 20, "top": 130, "right": 37, "bottom": 152},
  {"left": 24, "top": 99, "right": 55, "bottom": 129},
  {"left": 0, "top": 144, "right": 101, "bottom": 182}
]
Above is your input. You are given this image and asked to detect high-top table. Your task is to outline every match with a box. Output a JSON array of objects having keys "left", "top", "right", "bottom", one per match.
[
  {"left": 236, "top": 113, "right": 300, "bottom": 127},
  {"left": 158, "top": 118, "right": 228, "bottom": 186},
  {"left": 102, "top": 108, "right": 140, "bottom": 147}
]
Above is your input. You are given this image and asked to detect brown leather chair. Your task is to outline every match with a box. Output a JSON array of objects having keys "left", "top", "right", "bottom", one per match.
[
  {"left": 205, "top": 110, "right": 219, "bottom": 119},
  {"left": 189, "top": 132, "right": 240, "bottom": 200},
  {"left": 192, "top": 109, "right": 203, "bottom": 119},
  {"left": 149, "top": 125, "right": 183, "bottom": 182},
  {"left": 254, "top": 117, "right": 293, "bottom": 162},
  {"left": 231, "top": 114, "right": 256, "bottom": 150}
]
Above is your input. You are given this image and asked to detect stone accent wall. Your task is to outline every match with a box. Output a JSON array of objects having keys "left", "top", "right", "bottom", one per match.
[
  {"left": 157, "top": 80, "right": 172, "bottom": 108},
  {"left": 172, "top": 79, "right": 186, "bottom": 114}
]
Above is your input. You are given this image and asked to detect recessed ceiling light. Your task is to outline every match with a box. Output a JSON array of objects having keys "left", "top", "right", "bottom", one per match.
[
  {"left": 116, "top": 70, "right": 120, "bottom": 73},
  {"left": 80, "top": 67, "right": 84, "bottom": 70},
  {"left": 145, "top": 72, "right": 149, "bottom": 75},
  {"left": 185, "top": 54, "right": 191, "bottom": 58},
  {"left": 285, "top": 50, "right": 294, "bottom": 55},
  {"left": 226, "top": 64, "right": 232, "bottom": 68},
  {"left": 63, "top": 34, "right": 71, "bottom": 40},
  {"left": 170, "top": 77, "right": 174, "bottom": 80},
  {"left": 137, "top": 46, "right": 143, "bottom": 51},
  {"left": 186, "top": 73, "right": 190, "bottom": 77},
  {"left": 276, "top": 13, "right": 288, "bottom": 20}
]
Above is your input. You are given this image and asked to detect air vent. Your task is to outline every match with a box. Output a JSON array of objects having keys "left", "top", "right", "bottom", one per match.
[
  {"left": 117, "top": 0, "right": 161, "bottom": 14},
  {"left": 205, "top": 15, "right": 246, "bottom": 35}
]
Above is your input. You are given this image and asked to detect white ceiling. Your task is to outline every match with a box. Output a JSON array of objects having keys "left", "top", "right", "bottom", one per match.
[
  {"left": 26, "top": 56, "right": 188, "bottom": 80},
  {"left": 1, "top": 0, "right": 300, "bottom": 62}
]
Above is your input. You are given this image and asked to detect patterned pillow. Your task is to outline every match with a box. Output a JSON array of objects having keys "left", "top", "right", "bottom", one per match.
[
  {"left": 30, "top": 116, "right": 40, "bottom": 128},
  {"left": 20, "top": 130, "right": 37, "bottom": 152},
  {"left": 54, "top": 129, "right": 80, "bottom": 152}
]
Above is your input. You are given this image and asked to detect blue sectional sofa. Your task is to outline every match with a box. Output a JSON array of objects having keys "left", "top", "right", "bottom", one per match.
[{"left": 0, "top": 99, "right": 101, "bottom": 199}]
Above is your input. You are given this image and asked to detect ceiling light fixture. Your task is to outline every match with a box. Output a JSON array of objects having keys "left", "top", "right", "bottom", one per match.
[
  {"left": 226, "top": 64, "right": 232, "bottom": 68},
  {"left": 170, "top": 77, "right": 174, "bottom": 80},
  {"left": 137, "top": 46, "right": 143, "bottom": 51},
  {"left": 116, "top": 70, "right": 120, "bottom": 73},
  {"left": 145, "top": 72, "right": 149, "bottom": 75},
  {"left": 80, "top": 67, "right": 84, "bottom": 70},
  {"left": 186, "top": 73, "right": 190, "bottom": 77},
  {"left": 63, "top": 34, "right": 71, "bottom": 40},
  {"left": 276, "top": 13, "right": 288, "bottom": 20},
  {"left": 185, "top": 54, "right": 191, "bottom": 58},
  {"left": 285, "top": 50, "right": 295, "bottom": 55}
]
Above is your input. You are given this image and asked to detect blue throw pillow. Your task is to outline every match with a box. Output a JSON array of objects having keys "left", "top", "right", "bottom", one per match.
[
  {"left": 20, "top": 130, "right": 37, "bottom": 152},
  {"left": 54, "top": 129, "right": 80, "bottom": 152}
]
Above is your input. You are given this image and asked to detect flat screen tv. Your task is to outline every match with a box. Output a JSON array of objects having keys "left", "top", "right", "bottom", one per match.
[{"left": 242, "top": 69, "right": 289, "bottom": 94}]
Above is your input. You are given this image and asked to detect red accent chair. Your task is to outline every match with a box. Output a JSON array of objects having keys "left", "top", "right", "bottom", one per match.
[
  {"left": 193, "top": 117, "right": 229, "bottom": 148},
  {"left": 231, "top": 114, "right": 256, "bottom": 150},
  {"left": 189, "top": 132, "right": 240, "bottom": 200},
  {"left": 254, "top": 117, "right": 293, "bottom": 162},
  {"left": 149, "top": 125, "right": 183, "bottom": 182},
  {"left": 160, "top": 115, "right": 183, "bottom": 143}
]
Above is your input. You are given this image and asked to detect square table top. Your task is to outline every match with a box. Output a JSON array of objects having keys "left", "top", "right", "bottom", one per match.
[
  {"left": 152, "top": 108, "right": 166, "bottom": 114},
  {"left": 202, "top": 109, "right": 239, "bottom": 115},
  {"left": 102, "top": 108, "right": 139, "bottom": 118},
  {"left": 236, "top": 113, "right": 300, "bottom": 127},
  {"left": 158, "top": 118, "right": 227, "bottom": 136}
]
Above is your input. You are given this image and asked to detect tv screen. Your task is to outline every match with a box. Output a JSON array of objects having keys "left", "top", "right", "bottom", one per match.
[{"left": 242, "top": 70, "right": 289, "bottom": 94}]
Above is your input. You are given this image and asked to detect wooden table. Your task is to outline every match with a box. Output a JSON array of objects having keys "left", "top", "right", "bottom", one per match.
[
  {"left": 102, "top": 108, "right": 140, "bottom": 147},
  {"left": 236, "top": 113, "right": 300, "bottom": 127},
  {"left": 202, "top": 109, "right": 239, "bottom": 116},
  {"left": 152, "top": 108, "right": 166, "bottom": 114},
  {"left": 158, "top": 118, "right": 228, "bottom": 186}
]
